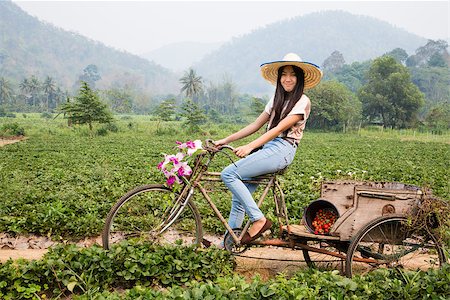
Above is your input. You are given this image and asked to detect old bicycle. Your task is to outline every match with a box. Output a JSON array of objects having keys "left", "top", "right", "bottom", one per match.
[{"left": 102, "top": 139, "right": 447, "bottom": 277}]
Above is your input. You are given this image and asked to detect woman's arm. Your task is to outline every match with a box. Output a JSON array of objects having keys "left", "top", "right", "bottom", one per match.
[
  {"left": 215, "top": 111, "right": 270, "bottom": 146},
  {"left": 234, "top": 114, "right": 303, "bottom": 157}
]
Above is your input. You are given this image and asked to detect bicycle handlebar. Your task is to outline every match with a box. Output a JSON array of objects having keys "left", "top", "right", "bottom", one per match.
[{"left": 204, "top": 139, "right": 235, "bottom": 152}]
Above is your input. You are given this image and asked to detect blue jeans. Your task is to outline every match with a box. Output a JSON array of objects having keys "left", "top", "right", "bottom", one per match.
[{"left": 221, "top": 137, "right": 297, "bottom": 229}]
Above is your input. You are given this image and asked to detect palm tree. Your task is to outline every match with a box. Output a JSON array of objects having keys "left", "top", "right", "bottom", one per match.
[
  {"left": 19, "top": 76, "right": 41, "bottom": 107},
  {"left": 43, "top": 76, "right": 56, "bottom": 110},
  {"left": 19, "top": 78, "right": 30, "bottom": 94},
  {"left": 221, "top": 76, "right": 237, "bottom": 114},
  {"left": 19, "top": 78, "right": 32, "bottom": 106},
  {"left": 28, "top": 76, "right": 41, "bottom": 108},
  {"left": 180, "top": 68, "right": 203, "bottom": 102},
  {"left": 0, "top": 77, "right": 14, "bottom": 105}
]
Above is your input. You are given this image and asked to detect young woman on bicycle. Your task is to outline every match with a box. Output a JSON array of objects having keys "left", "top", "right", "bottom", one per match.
[{"left": 214, "top": 53, "right": 322, "bottom": 244}]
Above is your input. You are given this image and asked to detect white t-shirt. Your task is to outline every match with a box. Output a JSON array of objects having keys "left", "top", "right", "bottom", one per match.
[{"left": 264, "top": 94, "right": 311, "bottom": 142}]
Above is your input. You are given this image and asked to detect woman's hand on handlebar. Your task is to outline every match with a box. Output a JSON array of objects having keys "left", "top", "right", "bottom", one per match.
[
  {"left": 233, "top": 145, "right": 254, "bottom": 158},
  {"left": 209, "top": 139, "right": 253, "bottom": 157},
  {"left": 213, "top": 138, "right": 228, "bottom": 147}
]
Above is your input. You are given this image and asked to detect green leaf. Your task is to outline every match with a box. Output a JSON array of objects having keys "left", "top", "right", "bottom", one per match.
[{"left": 67, "top": 281, "right": 77, "bottom": 292}]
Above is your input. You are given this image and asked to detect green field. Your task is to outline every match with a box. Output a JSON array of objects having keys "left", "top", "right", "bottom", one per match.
[
  {"left": 1, "top": 115, "right": 448, "bottom": 239},
  {"left": 1, "top": 115, "right": 449, "bottom": 299}
]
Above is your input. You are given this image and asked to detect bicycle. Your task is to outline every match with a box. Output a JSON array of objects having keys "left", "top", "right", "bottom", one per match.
[{"left": 102, "top": 139, "right": 446, "bottom": 277}]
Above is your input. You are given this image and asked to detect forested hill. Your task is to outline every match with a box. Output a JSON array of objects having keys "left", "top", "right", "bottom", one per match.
[
  {"left": 195, "top": 10, "right": 428, "bottom": 94},
  {"left": 0, "top": 2, "right": 433, "bottom": 95},
  {"left": 0, "top": 1, "right": 179, "bottom": 94}
]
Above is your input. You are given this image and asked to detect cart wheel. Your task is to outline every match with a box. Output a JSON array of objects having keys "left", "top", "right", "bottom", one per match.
[
  {"left": 345, "top": 215, "right": 446, "bottom": 277},
  {"left": 224, "top": 228, "right": 247, "bottom": 254},
  {"left": 301, "top": 241, "right": 347, "bottom": 273}
]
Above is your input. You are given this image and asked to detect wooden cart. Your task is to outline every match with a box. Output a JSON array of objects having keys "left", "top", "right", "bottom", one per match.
[{"left": 279, "top": 180, "right": 446, "bottom": 277}]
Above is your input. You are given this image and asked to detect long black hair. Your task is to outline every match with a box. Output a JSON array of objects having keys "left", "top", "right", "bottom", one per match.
[{"left": 268, "top": 65, "right": 305, "bottom": 130}]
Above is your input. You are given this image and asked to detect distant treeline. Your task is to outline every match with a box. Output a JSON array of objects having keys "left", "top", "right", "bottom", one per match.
[{"left": 0, "top": 40, "right": 449, "bottom": 131}]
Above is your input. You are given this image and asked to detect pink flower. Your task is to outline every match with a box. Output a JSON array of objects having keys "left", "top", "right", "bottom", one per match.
[
  {"left": 157, "top": 140, "right": 202, "bottom": 187},
  {"left": 176, "top": 163, "right": 192, "bottom": 177},
  {"left": 186, "top": 141, "right": 195, "bottom": 149},
  {"left": 187, "top": 140, "right": 202, "bottom": 156},
  {"left": 166, "top": 176, "right": 176, "bottom": 186}
]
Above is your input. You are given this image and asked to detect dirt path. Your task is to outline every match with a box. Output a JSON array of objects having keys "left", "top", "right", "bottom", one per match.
[
  {"left": 0, "top": 233, "right": 308, "bottom": 279},
  {"left": 0, "top": 249, "right": 48, "bottom": 261},
  {"left": 0, "top": 136, "right": 25, "bottom": 147}
]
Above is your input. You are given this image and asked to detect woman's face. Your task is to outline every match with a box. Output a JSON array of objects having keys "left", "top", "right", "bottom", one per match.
[{"left": 280, "top": 65, "right": 297, "bottom": 92}]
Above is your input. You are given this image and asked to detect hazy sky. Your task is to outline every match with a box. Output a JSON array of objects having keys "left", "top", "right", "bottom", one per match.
[{"left": 14, "top": 0, "right": 450, "bottom": 56}]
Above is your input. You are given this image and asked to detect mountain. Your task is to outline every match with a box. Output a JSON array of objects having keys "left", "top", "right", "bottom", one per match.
[
  {"left": 194, "top": 10, "right": 428, "bottom": 94},
  {"left": 0, "top": 0, "right": 179, "bottom": 94},
  {"left": 140, "top": 41, "right": 223, "bottom": 73},
  {"left": 0, "top": 2, "right": 432, "bottom": 96}
]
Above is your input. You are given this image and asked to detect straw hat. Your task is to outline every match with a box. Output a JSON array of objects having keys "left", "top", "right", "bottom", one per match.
[{"left": 260, "top": 53, "right": 323, "bottom": 90}]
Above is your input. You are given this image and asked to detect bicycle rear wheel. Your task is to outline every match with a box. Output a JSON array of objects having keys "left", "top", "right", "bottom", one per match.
[
  {"left": 345, "top": 215, "right": 446, "bottom": 277},
  {"left": 102, "top": 184, "right": 202, "bottom": 250}
]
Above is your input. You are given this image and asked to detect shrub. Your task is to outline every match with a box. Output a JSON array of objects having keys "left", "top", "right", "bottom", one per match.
[
  {"left": 104, "top": 122, "right": 119, "bottom": 132},
  {"left": 40, "top": 112, "right": 53, "bottom": 119},
  {"left": 96, "top": 127, "right": 108, "bottom": 136},
  {"left": 0, "top": 122, "right": 25, "bottom": 136}
]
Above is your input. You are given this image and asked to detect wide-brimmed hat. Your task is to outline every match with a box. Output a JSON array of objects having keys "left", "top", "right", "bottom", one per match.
[{"left": 260, "top": 53, "right": 323, "bottom": 90}]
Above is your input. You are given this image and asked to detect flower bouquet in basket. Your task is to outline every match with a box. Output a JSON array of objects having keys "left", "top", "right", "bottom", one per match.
[{"left": 157, "top": 140, "right": 203, "bottom": 188}]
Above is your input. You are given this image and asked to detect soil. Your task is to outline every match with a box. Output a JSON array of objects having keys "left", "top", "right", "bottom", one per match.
[
  {"left": 0, "top": 233, "right": 308, "bottom": 280},
  {"left": 0, "top": 136, "right": 26, "bottom": 147}
]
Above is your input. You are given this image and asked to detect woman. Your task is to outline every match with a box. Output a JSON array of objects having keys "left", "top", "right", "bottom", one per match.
[{"left": 214, "top": 53, "right": 322, "bottom": 245}]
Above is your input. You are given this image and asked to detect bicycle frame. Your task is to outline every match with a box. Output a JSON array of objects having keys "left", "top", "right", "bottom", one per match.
[{"left": 166, "top": 145, "right": 291, "bottom": 246}]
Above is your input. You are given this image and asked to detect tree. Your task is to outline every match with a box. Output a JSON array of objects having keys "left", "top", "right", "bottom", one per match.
[
  {"left": 180, "top": 68, "right": 203, "bottom": 102},
  {"left": 103, "top": 87, "right": 133, "bottom": 114},
  {"left": 358, "top": 56, "right": 425, "bottom": 128},
  {"left": 406, "top": 40, "right": 448, "bottom": 67},
  {"left": 179, "top": 99, "right": 206, "bottom": 132},
  {"left": 384, "top": 48, "right": 408, "bottom": 65},
  {"left": 0, "top": 77, "right": 14, "bottom": 106},
  {"left": 332, "top": 61, "right": 371, "bottom": 93},
  {"left": 425, "top": 103, "right": 450, "bottom": 130},
  {"left": 219, "top": 75, "right": 237, "bottom": 114},
  {"left": 307, "top": 81, "right": 361, "bottom": 130},
  {"left": 78, "top": 64, "right": 101, "bottom": 89},
  {"left": 28, "top": 76, "right": 41, "bottom": 107},
  {"left": 154, "top": 98, "right": 176, "bottom": 121},
  {"left": 428, "top": 53, "right": 447, "bottom": 67},
  {"left": 322, "top": 51, "right": 345, "bottom": 73},
  {"left": 19, "top": 76, "right": 41, "bottom": 108},
  {"left": 250, "top": 97, "right": 266, "bottom": 117},
  {"left": 42, "top": 76, "right": 56, "bottom": 111},
  {"left": 410, "top": 66, "right": 450, "bottom": 107},
  {"left": 60, "top": 82, "right": 113, "bottom": 131}
]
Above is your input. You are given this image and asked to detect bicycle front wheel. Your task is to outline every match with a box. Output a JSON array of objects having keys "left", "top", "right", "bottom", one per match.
[{"left": 102, "top": 184, "right": 203, "bottom": 250}]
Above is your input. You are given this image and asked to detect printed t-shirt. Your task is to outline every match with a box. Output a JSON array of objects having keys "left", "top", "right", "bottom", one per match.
[{"left": 264, "top": 94, "right": 311, "bottom": 142}]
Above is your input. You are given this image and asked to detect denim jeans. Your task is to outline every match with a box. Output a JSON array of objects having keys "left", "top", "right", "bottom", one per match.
[{"left": 221, "top": 137, "right": 297, "bottom": 229}]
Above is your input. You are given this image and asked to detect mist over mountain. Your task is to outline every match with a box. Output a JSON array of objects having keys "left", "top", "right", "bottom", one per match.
[
  {"left": 194, "top": 11, "right": 427, "bottom": 94},
  {"left": 140, "top": 41, "right": 223, "bottom": 73},
  {"left": 0, "top": 0, "right": 179, "bottom": 94},
  {"left": 1, "top": 2, "right": 433, "bottom": 96}
]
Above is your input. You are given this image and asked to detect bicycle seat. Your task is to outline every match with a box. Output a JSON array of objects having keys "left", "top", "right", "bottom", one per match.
[{"left": 275, "top": 166, "right": 289, "bottom": 175}]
